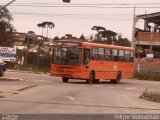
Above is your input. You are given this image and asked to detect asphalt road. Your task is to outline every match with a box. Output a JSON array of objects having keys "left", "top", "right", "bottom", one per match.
[{"left": 0, "top": 71, "right": 160, "bottom": 114}]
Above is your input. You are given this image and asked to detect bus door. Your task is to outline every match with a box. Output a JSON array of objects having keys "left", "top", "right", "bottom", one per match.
[{"left": 83, "top": 48, "right": 90, "bottom": 67}]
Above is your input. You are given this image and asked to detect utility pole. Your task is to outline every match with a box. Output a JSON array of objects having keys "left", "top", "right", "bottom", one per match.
[
  {"left": 131, "top": 7, "right": 141, "bottom": 72},
  {"left": 150, "top": 27, "right": 154, "bottom": 54},
  {"left": 0, "top": 0, "right": 16, "bottom": 10},
  {"left": 131, "top": 6, "right": 136, "bottom": 49}
]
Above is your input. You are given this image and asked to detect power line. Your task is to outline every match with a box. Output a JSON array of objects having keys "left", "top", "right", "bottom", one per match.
[
  {"left": 2, "top": 2, "right": 160, "bottom": 5},
  {"left": 11, "top": 12, "right": 133, "bottom": 16},
  {"left": 10, "top": 12, "right": 133, "bottom": 21},
  {"left": 0, "top": 0, "right": 15, "bottom": 10},
  {"left": 6, "top": 5, "right": 160, "bottom": 8}
]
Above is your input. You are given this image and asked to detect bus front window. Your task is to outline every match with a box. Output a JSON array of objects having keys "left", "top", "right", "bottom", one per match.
[{"left": 53, "top": 47, "right": 81, "bottom": 65}]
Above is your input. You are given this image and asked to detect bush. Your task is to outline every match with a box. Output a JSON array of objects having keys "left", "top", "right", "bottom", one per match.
[
  {"left": 5, "top": 61, "right": 15, "bottom": 69},
  {"left": 134, "top": 72, "right": 160, "bottom": 81}
]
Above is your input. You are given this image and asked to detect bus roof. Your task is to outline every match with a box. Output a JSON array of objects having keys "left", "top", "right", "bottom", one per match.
[{"left": 54, "top": 39, "right": 134, "bottom": 51}]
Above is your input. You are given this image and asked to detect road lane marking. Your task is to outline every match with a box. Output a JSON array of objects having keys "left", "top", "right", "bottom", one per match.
[
  {"left": 65, "top": 96, "right": 75, "bottom": 101},
  {"left": 92, "top": 85, "right": 101, "bottom": 87},
  {"left": 125, "top": 87, "right": 136, "bottom": 90},
  {"left": 109, "top": 86, "right": 114, "bottom": 88}
]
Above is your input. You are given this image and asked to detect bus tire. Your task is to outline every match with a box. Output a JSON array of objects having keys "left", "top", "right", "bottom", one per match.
[
  {"left": 87, "top": 71, "right": 95, "bottom": 84},
  {"left": 111, "top": 72, "right": 121, "bottom": 84},
  {"left": 0, "top": 69, "right": 4, "bottom": 77},
  {"left": 94, "top": 79, "right": 99, "bottom": 83},
  {"left": 62, "top": 77, "right": 69, "bottom": 83}
]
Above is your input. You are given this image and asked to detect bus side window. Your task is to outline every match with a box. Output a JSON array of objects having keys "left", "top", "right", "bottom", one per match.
[
  {"left": 112, "top": 49, "right": 118, "bottom": 61},
  {"left": 125, "top": 50, "right": 130, "bottom": 62},
  {"left": 130, "top": 51, "right": 134, "bottom": 62},
  {"left": 91, "top": 47, "right": 98, "bottom": 60},
  {"left": 98, "top": 48, "right": 104, "bottom": 60},
  {"left": 119, "top": 50, "right": 124, "bottom": 62},
  {"left": 83, "top": 48, "right": 90, "bottom": 65},
  {"left": 105, "top": 48, "right": 112, "bottom": 61}
]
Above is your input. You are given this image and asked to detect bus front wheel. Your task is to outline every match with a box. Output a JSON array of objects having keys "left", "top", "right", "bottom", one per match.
[
  {"left": 86, "top": 72, "right": 95, "bottom": 84},
  {"left": 62, "top": 77, "right": 69, "bottom": 83}
]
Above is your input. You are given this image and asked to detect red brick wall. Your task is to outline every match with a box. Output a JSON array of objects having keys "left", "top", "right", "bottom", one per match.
[{"left": 138, "top": 32, "right": 160, "bottom": 42}]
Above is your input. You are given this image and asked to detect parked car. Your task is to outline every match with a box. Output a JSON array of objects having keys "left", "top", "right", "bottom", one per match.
[{"left": 0, "top": 58, "right": 6, "bottom": 77}]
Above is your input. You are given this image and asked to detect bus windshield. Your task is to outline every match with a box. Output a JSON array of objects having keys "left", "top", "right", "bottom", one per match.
[{"left": 53, "top": 47, "right": 81, "bottom": 65}]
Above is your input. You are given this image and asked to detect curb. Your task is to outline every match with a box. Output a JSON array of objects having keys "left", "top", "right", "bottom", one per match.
[
  {"left": 7, "top": 69, "right": 49, "bottom": 74},
  {"left": 0, "top": 77, "right": 24, "bottom": 81},
  {"left": 139, "top": 95, "right": 160, "bottom": 103}
]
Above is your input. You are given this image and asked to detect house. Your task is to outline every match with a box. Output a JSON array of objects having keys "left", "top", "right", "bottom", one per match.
[{"left": 135, "top": 12, "right": 160, "bottom": 58}]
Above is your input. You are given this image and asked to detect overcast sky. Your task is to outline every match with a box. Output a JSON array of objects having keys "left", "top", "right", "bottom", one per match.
[{"left": 1, "top": 0, "right": 160, "bottom": 40}]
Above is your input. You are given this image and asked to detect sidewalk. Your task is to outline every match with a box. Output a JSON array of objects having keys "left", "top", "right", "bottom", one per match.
[
  {"left": 0, "top": 77, "right": 24, "bottom": 81},
  {"left": 7, "top": 69, "right": 49, "bottom": 75},
  {"left": 0, "top": 83, "right": 38, "bottom": 98}
]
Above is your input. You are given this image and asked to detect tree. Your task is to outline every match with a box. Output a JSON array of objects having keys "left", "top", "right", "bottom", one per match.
[
  {"left": 79, "top": 34, "right": 85, "bottom": 40},
  {"left": 37, "top": 23, "right": 45, "bottom": 36},
  {"left": 0, "top": 6, "right": 14, "bottom": 46},
  {"left": 37, "top": 21, "right": 55, "bottom": 38},
  {"left": 53, "top": 36, "right": 60, "bottom": 40},
  {"left": 91, "top": 26, "right": 106, "bottom": 42},
  {"left": 91, "top": 26, "right": 117, "bottom": 44},
  {"left": 91, "top": 26, "right": 106, "bottom": 33},
  {"left": 43, "top": 21, "right": 55, "bottom": 38},
  {"left": 117, "top": 35, "right": 131, "bottom": 47},
  {"left": 64, "top": 34, "right": 76, "bottom": 39},
  {"left": 99, "top": 30, "right": 117, "bottom": 44},
  {"left": 63, "top": 0, "right": 70, "bottom": 3}
]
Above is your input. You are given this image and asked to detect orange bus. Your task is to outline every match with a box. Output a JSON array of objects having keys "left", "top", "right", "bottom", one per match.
[{"left": 50, "top": 39, "right": 134, "bottom": 84}]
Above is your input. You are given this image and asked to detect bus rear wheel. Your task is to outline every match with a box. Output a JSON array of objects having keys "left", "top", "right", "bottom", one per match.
[
  {"left": 86, "top": 72, "right": 95, "bottom": 84},
  {"left": 94, "top": 79, "right": 99, "bottom": 83},
  {"left": 62, "top": 77, "right": 69, "bottom": 83},
  {"left": 111, "top": 72, "right": 121, "bottom": 84}
]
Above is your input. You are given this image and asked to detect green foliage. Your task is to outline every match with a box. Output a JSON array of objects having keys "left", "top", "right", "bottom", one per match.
[
  {"left": 37, "top": 21, "right": 55, "bottom": 37},
  {"left": 91, "top": 25, "right": 131, "bottom": 46},
  {"left": 39, "top": 52, "right": 51, "bottom": 68},
  {"left": 26, "top": 51, "right": 51, "bottom": 68},
  {"left": 13, "top": 49, "right": 51, "bottom": 72},
  {"left": 0, "top": 7, "right": 14, "bottom": 46},
  {"left": 91, "top": 26, "right": 118, "bottom": 44},
  {"left": 53, "top": 36, "right": 60, "bottom": 40},
  {"left": 134, "top": 72, "right": 160, "bottom": 81},
  {"left": 79, "top": 34, "right": 85, "bottom": 40},
  {"left": 27, "top": 52, "right": 37, "bottom": 65},
  {"left": 5, "top": 61, "right": 15, "bottom": 68}
]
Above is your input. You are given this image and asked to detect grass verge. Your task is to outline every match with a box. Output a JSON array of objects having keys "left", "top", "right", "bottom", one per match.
[
  {"left": 10, "top": 65, "right": 50, "bottom": 74},
  {"left": 134, "top": 72, "right": 160, "bottom": 81},
  {"left": 140, "top": 89, "right": 160, "bottom": 103}
]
